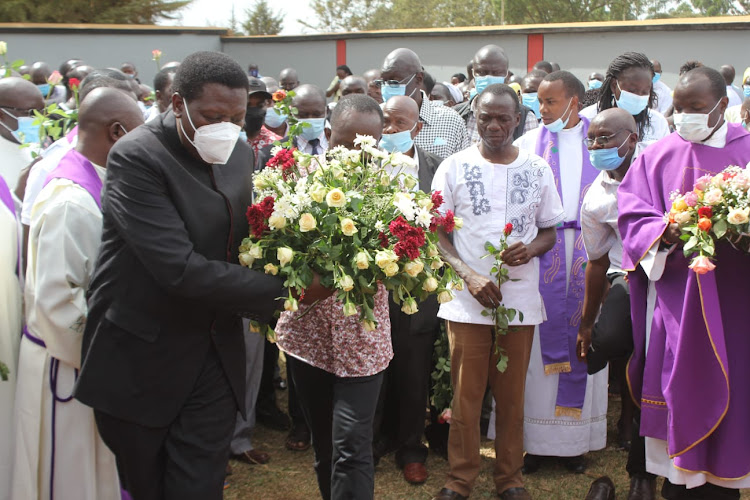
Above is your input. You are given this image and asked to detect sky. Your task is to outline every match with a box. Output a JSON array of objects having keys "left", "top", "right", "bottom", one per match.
[{"left": 160, "top": 0, "right": 316, "bottom": 35}]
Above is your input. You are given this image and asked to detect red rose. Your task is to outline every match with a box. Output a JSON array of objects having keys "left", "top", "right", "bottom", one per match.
[
  {"left": 69, "top": 78, "right": 81, "bottom": 90},
  {"left": 697, "top": 217, "right": 712, "bottom": 232},
  {"left": 431, "top": 191, "right": 443, "bottom": 210},
  {"left": 697, "top": 207, "right": 712, "bottom": 219},
  {"left": 504, "top": 223, "right": 513, "bottom": 236}
]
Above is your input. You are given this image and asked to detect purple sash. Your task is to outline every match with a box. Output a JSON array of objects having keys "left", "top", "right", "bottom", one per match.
[
  {"left": 44, "top": 149, "right": 102, "bottom": 209},
  {"left": 534, "top": 116, "right": 598, "bottom": 417},
  {"left": 0, "top": 175, "right": 14, "bottom": 216}
]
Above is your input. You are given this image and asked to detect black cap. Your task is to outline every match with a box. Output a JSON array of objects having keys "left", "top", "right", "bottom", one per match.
[{"left": 248, "top": 77, "right": 272, "bottom": 99}]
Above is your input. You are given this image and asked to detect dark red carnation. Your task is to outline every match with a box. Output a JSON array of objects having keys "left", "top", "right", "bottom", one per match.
[
  {"left": 378, "top": 231, "right": 389, "bottom": 248},
  {"left": 266, "top": 148, "right": 297, "bottom": 177},
  {"left": 246, "top": 196, "right": 275, "bottom": 238},
  {"left": 504, "top": 223, "right": 513, "bottom": 236},
  {"left": 431, "top": 191, "right": 443, "bottom": 210},
  {"left": 697, "top": 206, "right": 712, "bottom": 219},
  {"left": 441, "top": 210, "right": 456, "bottom": 233},
  {"left": 429, "top": 216, "right": 440, "bottom": 233},
  {"left": 394, "top": 240, "right": 420, "bottom": 260}
]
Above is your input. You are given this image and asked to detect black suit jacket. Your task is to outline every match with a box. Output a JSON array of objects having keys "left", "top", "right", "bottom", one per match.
[{"left": 75, "top": 111, "right": 285, "bottom": 427}]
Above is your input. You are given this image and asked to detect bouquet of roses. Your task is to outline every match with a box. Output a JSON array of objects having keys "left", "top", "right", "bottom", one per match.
[
  {"left": 240, "top": 135, "right": 463, "bottom": 337},
  {"left": 668, "top": 164, "right": 750, "bottom": 274}
]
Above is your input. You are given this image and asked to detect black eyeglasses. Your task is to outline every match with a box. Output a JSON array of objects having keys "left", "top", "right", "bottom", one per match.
[
  {"left": 373, "top": 73, "right": 417, "bottom": 89},
  {"left": 584, "top": 129, "right": 633, "bottom": 147}
]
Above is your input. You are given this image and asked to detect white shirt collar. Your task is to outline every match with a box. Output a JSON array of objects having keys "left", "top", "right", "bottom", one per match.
[{"left": 701, "top": 121, "right": 728, "bottom": 148}]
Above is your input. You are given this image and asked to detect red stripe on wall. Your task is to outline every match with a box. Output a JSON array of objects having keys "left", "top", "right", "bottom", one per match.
[
  {"left": 336, "top": 39, "right": 347, "bottom": 67},
  {"left": 527, "top": 34, "right": 544, "bottom": 72}
]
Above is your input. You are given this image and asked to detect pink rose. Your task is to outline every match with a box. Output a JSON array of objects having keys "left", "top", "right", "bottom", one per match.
[
  {"left": 703, "top": 188, "right": 723, "bottom": 206},
  {"left": 694, "top": 175, "right": 713, "bottom": 191},
  {"left": 47, "top": 70, "right": 62, "bottom": 86},
  {"left": 684, "top": 191, "right": 698, "bottom": 207},
  {"left": 689, "top": 255, "right": 716, "bottom": 275}
]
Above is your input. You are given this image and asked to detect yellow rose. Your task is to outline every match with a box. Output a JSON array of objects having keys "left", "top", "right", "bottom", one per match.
[
  {"left": 342, "top": 302, "right": 358, "bottom": 317},
  {"left": 422, "top": 277, "right": 439, "bottom": 292},
  {"left": 437, "top": 290, "right": 454, "bottom": 304},
  {"left": 338, "top": 274, "right": 355, "bottom": 292},
  {"left": 673, "top": 211, "right": 692, "bottom": 225},
  {"left": 284, "top": 297, "right": 299, "bottom": 312},
  {"left": 362, "top": 320, "right": 376, "bottom": 331},
  {"left": 264, "top": 263, "right": 278, "bottom": 275},
  {"left": 340, "top": 218, "right": 357, "bottom": 237},
  {"left": 727, "top": 207, "right": 750, "bottom": 225},
  {"left": 248, "top": 321, "right": 261, "bottom": 333},
  {"left": 417, "top": 197, "right": 434, "bottom": 210},
  {"left": 454, "top": 217, "right": 464, "bottom": 230},
  {"left": 239, "top": 252, "right": 254, "bottom": 267},
  {"left": 355, "top": 251, "right": 370, "bottom": 270},
  {"left": 427, "top": 244, "right": 439, "bottom": 258},
  {"left": 403, "top": 259, "right": 424, "bottom": 278},
  {"left": 310, "top": 183, "right": 327, "bottom": 203},
  {"left": 403, "top": 175, "right": 417, "bottom": 190},
  {"left": 248, "top": 244, "right": 263, "bottom": 260},
  {"left": 299, "top": 213, "right": 317, "bottom": 232},
  {"left": 453, "top": 279, "right": 465, "bottom": 292},
  {"left": 326, "top": 188, "right": 347, "bottom": 208},
  {"left": 331, "top": 165, "right": 346, "bottom": 180},
  {"left": 401, "top": 298, "right": 419, "bottom": 315},
  {"left": 375, "top": 250, "right": 396, "bottom": 269},
  {"left": 672, "top": 197, "right": 688, "bottom": 212},
  {"left": 268, "top": 214, "right": 287, "bottom": 230},
  {"left": 384, "top": 261, "right": 399, "bottom": 277},
  {"left": 0, "top": 42, "right": 7, "bottom": 56},
  {"left": 277, "top": 247, "right": 294, "bottom": 267},
  {"left": 431, "top": 258, "right": 444, "bottom": 270},
  {"left": 253, "top": 176, "right": 266, "bottom": 190},
  {"left": 380, "top": 173, "right": 391, "bottom": 186}
]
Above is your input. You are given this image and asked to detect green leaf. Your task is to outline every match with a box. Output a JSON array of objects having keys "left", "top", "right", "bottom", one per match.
[
  {"left": 684, "top": 236, "right": 698, "bottom": 252},
  {"left": 713, "top": 218, "right": 728, "bottom": 239},
  {"left": 496, "top": 355, "right": 508, "bottom": 373}
]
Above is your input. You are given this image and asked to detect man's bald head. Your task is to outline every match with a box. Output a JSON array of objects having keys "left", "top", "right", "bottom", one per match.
[
  {"left": 30, "top": 62, "right": 51, "bottom": 85},
  {"left": 260, "top": 76, "right": 279, "bottom": 93},
  {"left": 0, "top": 77, "right": 45, "bottom": 143},
  {"left": 77, "top": 87, "right": 143, "bottom": 165},
  {"left": 720, "top": 65, "right": 735, "bottom": 86},
  {"left": 340, "top": 76, "right": 367, "bottom": 97},
  {"left": 279, "top": 68, "right": 299, "bottom": 91},
  {"left": 383, "top": 95, "right": 419, "bottom": 123},
  {"left": 291, "top": 84, "right": 326, "bottom": 118},
  {"left": 363, "top": 69, "right": 380, "bottom": 83},
  {"left": 473, "top": 45, "right": 508, "bottom": 68},
  {"left": 591, "top": 107, "right": 637, "bottom": 134},
  {"left": 381, "top": 48, "right": 422, "bottom": 75},
  {"left": 650, "top": 60, "right": 662, "bottom": 74}
]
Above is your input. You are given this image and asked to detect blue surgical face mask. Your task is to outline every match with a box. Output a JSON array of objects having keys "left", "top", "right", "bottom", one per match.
[
  {"left": 588, "top": 136, "right": 630, "bottom": 171},
  {"left": 474, "top": 74, "right": 506, "bottom": 95},
  {"left": 379, "top": 126, "right": 416, "bottom": 154},
  {"left": 652, "top": 73, "right": 661, "bottom": 84},
  {"left": 0, "top": 109, "right": 40, "bottom": 144},
  {"left": 615, "top": 82, "right": 649, "bottom": 116},
  {"left": 299, "top": 118, "right": 325, "bottom": 141},
  {"left": 744, "top": 85, "right": 750, "bottom": 99},
  {"left": 542, "top": 98, "right": 574, "bottom": 134},
  {"left": 522, "top": 92, "right": 541, "bottom": 119},
  {"left": 265, "top": 107, "right": 286, "bottom": 128},
  {"left": 239, "top": 130, "right": 248, "bottom": 143},
  {"left": 380, "top": 73, "right": 417, "bottom": 103},
  {"left": 37, "top": 84, "right": 50, "bottom": 97},
  {"left": 588, "top": 80, "right": 603, "bottom": 90}
]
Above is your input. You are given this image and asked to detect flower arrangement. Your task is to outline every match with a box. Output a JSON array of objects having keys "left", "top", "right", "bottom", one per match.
[
  {"left": 241, "top": 135, "right": 463, "bottom": 336},
  {"left": 480, "top": 223, "right": 523, "bottom": 372},
  {"left": 668, "top": 164, "right": 750, "bottom": 274}
]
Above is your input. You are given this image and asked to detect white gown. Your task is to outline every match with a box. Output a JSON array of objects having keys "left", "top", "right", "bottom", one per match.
[
  {"left": 11, "top": 169, "right": 121, "bottom": 500},
  {"left": 0, "top": 190, "right": 22, "bottom": 500},
  {"left": 486, "top": 124, "right": 609, "bottom": 455}
]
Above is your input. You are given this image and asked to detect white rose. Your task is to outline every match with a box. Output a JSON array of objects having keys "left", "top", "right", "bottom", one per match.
[
  {"left": 727, "top": 207, "right": 750, "bottom": 225},
  {"left": 340, "top": 218, "right": 357, "bottom": 237},
  {"left": 703, "top": 188, "right": 723, "bottom": 206},
  {"left": 403, "top": 175, "right": 417, "bottom": 190},
  {"left": 268, "top": 214, "right": 287, "bottom": 230},
  {"left": 417, "top": 197, "right": 434, "bottom": 210},
  {"left": 673, "top": 211, "right": 692, "bottom": 225},
  {"left": 384, "top": 261, "right": 400, "bottom": 277},
  {"left": 403, "top": 259, "right": 424, "bottom": 277},
  {"left": 355, "top": 251, "right": 370, "bottom": 270},
  {"left": 326, "top": 188, "right": 347, "bottom": 208},
  {"left": 362, "top": 320, "right": 376, "bottom": 331},
  {"left": 248, "top": 244, "right": 263, "bottom": 260},
  {"left": 310, "top": 183, "right": 327, "bottom": 203},
  {"left": 375, "top": 250, "right": 396, "bottom": 269},
  {"left": 277, "top": 247, "right": 294, "bottom": 267},
  {"left": 427, "top": 244, "right": 439, "bottom": 258},
  {"left": 437, "top": 290, "right": 454, "bottom": 304},
  {"left": 454, "top": 217, "right": 464, "bottom": 230},
  {"left": 422, "top": 277, "right": 439, "bottom": 292},
  {"left": 401, "top": 298, "right": 419, "bottom": 315},
  {"left": 0, "top": 42, "right": 7, "bottom": 56},
  {"left": 299, "top": 213, "right": 317, "bottom": 232},
  {"left": 342, "top": 302, "right": 358, "bottom": 317},
  {"left": 264, "top": 263, "right": 279, "bottom": 275},
  {"left": 284, "top": 297, "right": 299, "bottom": 312},
  {"left": 431, "top": 257, "right": 444, "bottom": 270},
  {"left": 338, "top": 274, "right": 355, "bottom": 292},
  {"left": 453, "top": 279, "right": 465, "bottom": 292},
  {"left": 239, "top": 252, "right": 255, "bottom": 267}
]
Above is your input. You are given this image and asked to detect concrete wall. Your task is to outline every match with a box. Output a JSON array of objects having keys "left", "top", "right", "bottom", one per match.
[{"left": 2, "top": 18, "right": 749, "bottom": 94}]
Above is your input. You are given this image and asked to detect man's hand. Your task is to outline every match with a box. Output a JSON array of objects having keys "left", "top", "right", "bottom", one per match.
[
  {"left": 501, "top": 242, "right": 532, "bottom": 266},
  {"left": 662, "top": 222, "right": 681, "bottom": 245},
  {"left": 576, "top": 325, "right": 592, "bottom": 362},
  {"left": 465, "top": 270, "right": 503, "bottom": 309}
]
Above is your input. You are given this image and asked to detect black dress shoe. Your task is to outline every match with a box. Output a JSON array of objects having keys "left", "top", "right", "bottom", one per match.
[
  {"left": 628, "top": 475, "right": 656, "bottom": 500},
  {"left": 562, "top": 454, "right": 586, "bottom": 474},
  {"left": 255, "top": 405, "right": 290, "bottom": 431},
  {"left": 431, "top": 487, "right": 467, "bottom": 500},
  {"left": 498, "top": 487, "right": 532, "bottom": 500},
  {"left": 585, "top": 476, "right": 616, "bottom": 500},
  {"left": 521, "top": 453, "right": 542, "bottom": 474}
]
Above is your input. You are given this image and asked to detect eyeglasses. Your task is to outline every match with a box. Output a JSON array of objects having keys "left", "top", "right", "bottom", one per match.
[
  {"left": 373, "top": 73, "right": 417, "bottom": 89},
  {"left": 0, "top": 106, "right": 42, "bottom": 118},
  {"left": 584, "top": 129, "right": 633, "bottom": 147}
]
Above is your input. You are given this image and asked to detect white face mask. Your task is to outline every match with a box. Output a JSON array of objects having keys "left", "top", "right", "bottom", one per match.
[
  {"left": 673, "top": 100, "right": 722, "bottom": 143},
  {"left": 181, "top": 98, "right": 241, "bottom": 164}
]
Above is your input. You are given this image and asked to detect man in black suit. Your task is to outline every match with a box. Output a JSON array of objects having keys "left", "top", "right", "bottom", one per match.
[
  {"left": 374, "top": 95, "right": 443, "bottom": 485},
  {"left": 74, "top": 51, "right": 326, "bottom": 500}
]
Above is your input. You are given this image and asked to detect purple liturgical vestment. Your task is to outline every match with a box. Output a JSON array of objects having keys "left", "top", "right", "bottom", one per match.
[
  {"left": 619, "top": 123, "right": 750, "bottom": 480},
  {"left": 44, "top": 148, "right": 102, "bottom": 209},
  {"left": 534, "top": 116, "right": 599, "bottom": 416}
]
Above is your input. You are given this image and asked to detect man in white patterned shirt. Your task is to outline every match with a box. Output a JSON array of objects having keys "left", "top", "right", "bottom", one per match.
[
  {"left": 379, "top": 48, "right": 469, "bottom": 159},
  {"left": 453, "top": 45, "right": 538, "bottom": 145}
]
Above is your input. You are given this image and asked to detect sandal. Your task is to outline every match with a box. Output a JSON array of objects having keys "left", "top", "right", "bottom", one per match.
[{"left": 285, "top": 425, "right": 311, "bottom": 452}]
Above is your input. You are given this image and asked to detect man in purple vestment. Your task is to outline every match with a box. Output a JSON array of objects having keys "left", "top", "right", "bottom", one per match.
[{"left": 619, "top": 66, "right": 750, "bottom": 500}]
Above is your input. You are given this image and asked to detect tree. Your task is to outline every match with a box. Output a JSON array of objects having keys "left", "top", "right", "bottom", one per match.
[
  {"left": 0, "top": 0, "right": 192, "bottom": 23},
  {"left": 242, "top": 0, "right": 284, "bottom": 36}
]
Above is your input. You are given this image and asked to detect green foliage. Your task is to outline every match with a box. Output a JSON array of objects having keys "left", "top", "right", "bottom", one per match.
[
  {"left": 0, "top": 361, "right": 8, "bottom": 382},
  {"left": 0, "top": 0, "right": 192, "bottom": 24},
  {"left": 430, "top": 323, "right": 452, "bottom": 413},
  {"left": 242, "top": 0, "right": 284, "bottom": 36}
]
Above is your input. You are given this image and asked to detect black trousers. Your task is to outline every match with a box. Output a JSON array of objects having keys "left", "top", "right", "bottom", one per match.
[
  {"left": 375, "top": 313, "right": 437, "bottom": 466},
  {"left": 587, "top": 275, "right": 633, "bottom": 374},
  {"left": 94, "top": 346, "right": 236, "bottom": 500},
  {"left": 661, "top": 480, "right": 739, "bottom": 500},
  {"left": 288, "top": 356, "right": 383, "bottom": 500}
]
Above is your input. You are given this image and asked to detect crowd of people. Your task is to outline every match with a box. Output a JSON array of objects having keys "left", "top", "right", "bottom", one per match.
[{"left": 0, "top": 43, "right": 748, "bottom": 500}]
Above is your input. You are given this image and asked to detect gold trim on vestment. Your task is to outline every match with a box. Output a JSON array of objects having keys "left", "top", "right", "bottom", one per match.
[
  {"left": 554, "top": 406, "right": 582, "bottom": 419},
  {"left": 543, "top": 362, "right": 571, "bottom": 375}
]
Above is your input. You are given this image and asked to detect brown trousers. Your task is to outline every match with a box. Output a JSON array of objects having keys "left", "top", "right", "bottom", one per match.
[{"left": 445, "top": 321, "right": 534, "bottom": 496}]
